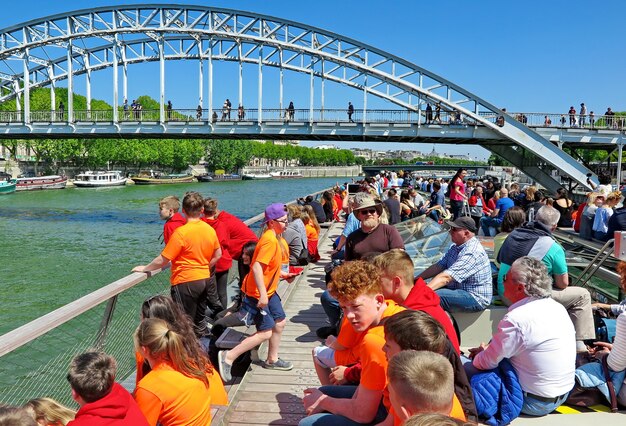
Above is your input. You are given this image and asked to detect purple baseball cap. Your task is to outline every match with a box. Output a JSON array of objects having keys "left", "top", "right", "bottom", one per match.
[{"left": 265, "top": 203, "right": 287, "bottom": 222}]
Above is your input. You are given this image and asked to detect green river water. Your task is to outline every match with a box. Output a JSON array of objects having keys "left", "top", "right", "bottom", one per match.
[{"left": 0, "top": 177, "right": 342, "bottom": 335}]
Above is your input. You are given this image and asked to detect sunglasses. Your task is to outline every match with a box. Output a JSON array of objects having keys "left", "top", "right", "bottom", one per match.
[
  {"left": 274, "top": 218, "right": 289, "bottom": 224},
  {"left": 358, "top": 208, "right": 378, "bottom": 215}
]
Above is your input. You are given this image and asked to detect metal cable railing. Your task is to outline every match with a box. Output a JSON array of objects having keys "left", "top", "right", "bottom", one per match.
[{"left": 0, "top": 188, "right": 330, "bottom": 406}]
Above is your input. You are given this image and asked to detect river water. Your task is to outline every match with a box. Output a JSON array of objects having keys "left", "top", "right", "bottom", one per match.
[{"left": 0, "top": 177, "right": 342, "bottom": 335}]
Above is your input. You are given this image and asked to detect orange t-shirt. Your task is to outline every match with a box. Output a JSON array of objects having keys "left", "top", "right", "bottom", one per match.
[
  {"left": 135, "top": 362, "right": 215, "bottom": 426},
  {"left": 134, "top": 352, "right": 228, "bottom": 406},
  {"left": 334, "top": 300, "right": 405, "bottom": 392},
  {"left": 242, "top": 229, "right": 288, "bottom": 298},
  {"left": 161, "top": 220, "right": 220, "bottom": 285},
  {"left": 305, "top": 223, "right": 319, "bottom": 241}
]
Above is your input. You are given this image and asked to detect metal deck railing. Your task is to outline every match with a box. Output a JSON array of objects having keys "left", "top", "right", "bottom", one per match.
[{"left": 0, "top": 188, "right": 330, "bottom": 406}]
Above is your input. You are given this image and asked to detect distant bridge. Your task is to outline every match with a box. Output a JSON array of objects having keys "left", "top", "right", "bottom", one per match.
[{"left": 0, "top": 4, "right": 620, "bottom": 191}]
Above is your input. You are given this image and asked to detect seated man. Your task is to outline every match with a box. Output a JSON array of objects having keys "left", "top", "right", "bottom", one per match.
[
  {"left": 497, "top": 205, "right": 595, "bottom": 352},
  {"left": 301, "top": 261, "right": 404, "bottom": 425},
  {"left": 480, "top": 187, "right": 514, "bottom": 236},
  {"left": 417, "top": 217, "right": 492, "bottom": 312},
  {"left": 467, "top": 257, "right": 575, "bottom": 417},
  {"left": 67, "top": 352, "right": 148, "bottom": 425},
  {"left": 388, "top": 351, "right": 455, "bottom": 423}
]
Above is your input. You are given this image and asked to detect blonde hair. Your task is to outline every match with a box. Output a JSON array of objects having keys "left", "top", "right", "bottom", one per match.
[
  {"left": 404, "top": 413, "right": 471, "bottom": 426},
  {"left": 373, "top": 249, "right": 413, "bottom": 287},
  {"left": 302, "top": 205, "right": 321, "bottom": 234},
  {"left": 134, "top": 318, "right": 209, "bottom": 387},
  {"left": 388, "top": 350, "right": 454, "bottom": 416},
  {"left": 287, "top": 204, "right": 302, "bottom": 220},
  {"left": 25, "top": 398, "right": 75, "bottom": 425},
  {"left": 159, "top": 195, "right": 180, "bottom": 212}
]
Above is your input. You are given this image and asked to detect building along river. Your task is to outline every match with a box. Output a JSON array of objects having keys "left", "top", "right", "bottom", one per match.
[{"left": 0, "top": 177, "right": 343, "bottom": 335}]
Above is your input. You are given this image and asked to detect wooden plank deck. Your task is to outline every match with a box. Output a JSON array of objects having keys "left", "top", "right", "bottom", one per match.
[{"left": 216, "top": 222, "right": 342, "bottom": 426}]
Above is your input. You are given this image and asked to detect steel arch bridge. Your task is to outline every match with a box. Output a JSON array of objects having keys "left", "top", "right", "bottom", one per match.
[{"left": 0, "top": 4, "right": 600, "bottom": 191}]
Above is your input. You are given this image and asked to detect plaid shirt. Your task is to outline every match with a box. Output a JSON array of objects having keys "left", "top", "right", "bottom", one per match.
[{"left": 437, "top": 236, "right": 492, "bottom": 307}]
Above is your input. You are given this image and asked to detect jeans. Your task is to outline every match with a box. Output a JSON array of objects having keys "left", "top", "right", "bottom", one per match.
[
  {"left": 321, "top": 290, "right": 341, "bottom": 329},
  {"left": 522, "top": 392, "right": 568, "bottom": 416},
  {"left": 480, "top": 216, "right": 502, "bottom": 237},
  {"left": 298, "top": 386, "right": 387, "bottom": 426},
  {"left": 436, "top": 288, "right": 485, "bottom": 313},
  {"left": 450, "top": 199, "right": 464, "bottom": 220}
]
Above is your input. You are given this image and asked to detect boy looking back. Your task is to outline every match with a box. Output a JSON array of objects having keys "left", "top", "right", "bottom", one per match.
[
  {"left": 159, "top": 196, "right": 186, "bottom": 244},
  {"left": 66, "top": 352, "right": 148, "bottom": 426},
  {"left": 301, "top": 261, "right": 404, "bottom": 425},
  {"left": 388, "top": 351, "right": 455, "bottom": 423}
]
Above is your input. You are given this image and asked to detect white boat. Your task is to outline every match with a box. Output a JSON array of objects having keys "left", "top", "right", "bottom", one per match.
[
  {"left": 242, "top": 172, "right": 272, "bottom": 180},
  {"left": 73, "top": 171, "right": 128, "bottom": 188},
  {"left": 15, "top": 175, "right": 67, "bottom": 191},
  {"left": 269, "top": 170, "right": 304, "bottom": 179}
]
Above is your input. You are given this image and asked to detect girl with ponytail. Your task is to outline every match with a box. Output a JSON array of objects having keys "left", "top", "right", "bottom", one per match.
[{"left": 134, "top": 318, "right": 218, "bottom": 425}]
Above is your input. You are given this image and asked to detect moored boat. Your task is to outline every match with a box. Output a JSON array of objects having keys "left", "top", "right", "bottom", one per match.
[
  {"left": 130, "top": 171, "right": 195, "bottom": 185},
  {"left": 15, "top": 175, "right": 67, "bottom": 191},
  {"left": 0, "top": 179, "right": 16, "bottom": 195},
  {"left": 197, "top": 174, "right": 213, "bottom": 182},
  {"left": 242, "top": 172, "right": 272, "bottom": 180},
  {"left": 212, "top": 173, "right": 242, "bottom": 181},
  {"left": 73, "top": 170, "right": 128, "bottom": 188},
  {"left": 269, "top": 170, "right": 304, "bottom": 179}
]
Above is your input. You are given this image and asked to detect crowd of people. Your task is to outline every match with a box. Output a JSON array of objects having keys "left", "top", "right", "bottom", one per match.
[{"left": 4, "top": 171, "right": 626, "bottom": 425}]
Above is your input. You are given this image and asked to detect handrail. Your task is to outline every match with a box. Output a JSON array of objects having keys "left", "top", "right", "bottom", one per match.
[
  {"left": 0, "top": 187, "right": 332, "bottom": 358},
  {"left": 2, "top": 109, "right": 624, "bottom": 130}
]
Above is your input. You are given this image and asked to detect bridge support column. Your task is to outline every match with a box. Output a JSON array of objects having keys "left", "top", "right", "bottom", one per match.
[
  {"left": 617, "top": 140, "right": 624, "bottom": 186},
  {"left": 279, "top": 49, "right": 283, "bottom": 112},
  {"left": 22, "top": 48, "right": 30, "bottom": 124},
  {"left": 48, "top": 65, "right": 56, "bottom": 119},
  {"left": 258, "top": 45, "right": 263, "bottom": 123},
  {"left": 85, "top": 54, "right": 91, "bottom": 119},
  {"left": 309, "top": 59, "right": 314, "bottom": 123},
  {"left": 238, "top": 43, "right": 243, "bottom": 109},
  {"left": 112, "top": 36, "right": 119, "bottom": 123},
  {"left": 13, "top": 80, "right": 21, "bottom": 120},
  {"left": 198, "top": 40, "right": 203, "bottom": 109},
  {"left": 320, "top": 58, "right": 325, "bottom": 121},
  {"left": 122, "top": 61, "right": 128, "bottom": 108},
  {"left": 67, "top": 40, "right": 73, "bottom": 123},
  {"left": 208, "top": 40, "right": 213, "bottom": 121},
  {"left": 159, "top": 37, "right": 165, "bottom": 124}
]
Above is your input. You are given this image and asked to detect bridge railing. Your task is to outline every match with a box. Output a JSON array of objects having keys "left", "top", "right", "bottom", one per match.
[
  {"left": 0, "top": 188, "right": 330, "bottom": 407},
  {"left": 2, "top": 109, "right": 623, "bottom": 130}
]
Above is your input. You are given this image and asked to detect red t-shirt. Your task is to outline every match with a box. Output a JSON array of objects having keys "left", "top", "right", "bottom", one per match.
[
  {"left": 163, "top": 212, "right": 186, "bottom": 244},
  {"left": 202, "top": 217, "right": 233, "bottom": 273},
  {"left": 216, "top": 211, "right": 258, "bottom": 260}
]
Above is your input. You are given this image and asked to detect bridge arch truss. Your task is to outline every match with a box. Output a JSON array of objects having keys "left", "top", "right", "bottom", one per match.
[{"left": 0, "top": 4, "right": 597, "bottom": 190}]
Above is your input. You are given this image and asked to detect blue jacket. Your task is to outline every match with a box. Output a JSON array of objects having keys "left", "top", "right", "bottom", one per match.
[{"left": 471, "top": 359, "right": 524, "bottom": 426}]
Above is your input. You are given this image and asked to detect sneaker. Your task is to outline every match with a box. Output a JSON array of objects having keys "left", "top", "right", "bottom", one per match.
[
  {"left": 316, "top": 326, "right": 337, "bottom": 340},
  {"left": 218, "top": 350, "right": 232, "bottom": 382},
  {"left": 263, "top": 358, "right": 293, "bottom": 371}
]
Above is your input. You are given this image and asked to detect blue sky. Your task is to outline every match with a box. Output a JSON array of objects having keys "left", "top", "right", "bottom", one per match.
[{"left": 1, "top": 1, "right": 624, "bottom": 160}]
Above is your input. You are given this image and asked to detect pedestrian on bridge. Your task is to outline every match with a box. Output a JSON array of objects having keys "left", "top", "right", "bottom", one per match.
[
  {"left": 425, "top": 103, "right": 433, "bottom": 124},
  {"left": 166, "top": 100, "right": 172, "bottom": 121},
  {"left": 579, "top": 103, "right": 587, "bottom": 126},
  {"left": 287, "top": 101, "right": 295, "bottom": 121},
  {"left": 568, "top": 106, "right": 576, "bottom": 127},
  {"left": 58, "top": 101, "right": 65, "bottom": 121},
  {"left": 347, "top": 102, "right": 354, "bottom": 122},
  {"left": 434, "top": 103, "right": 442, "bottom": 123},
  {"left": 238, "top": 104, "right": 245, "bottom": 121},
  {"left": 196, "top": 104, "right": 202, "bottom": 120}
]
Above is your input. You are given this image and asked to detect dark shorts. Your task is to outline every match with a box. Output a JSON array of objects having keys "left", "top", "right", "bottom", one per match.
[{"left": 239, "top": 293, "right": 286, "bottom": 332}]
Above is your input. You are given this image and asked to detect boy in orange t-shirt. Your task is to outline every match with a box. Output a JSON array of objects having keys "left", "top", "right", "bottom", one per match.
[
  {"left": 301, "top": 261, "right": 403, "bottom": 425},
  {"left": 217, "top": 203, "right": 299, "bottom": 382},
  {"left": 133, "top": 192, "right": 222, "bottom": 336}
]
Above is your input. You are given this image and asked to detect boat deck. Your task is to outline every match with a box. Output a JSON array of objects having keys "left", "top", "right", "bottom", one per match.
[
  {"left": 216, "top": 223, "right": 340, "bottom": 425},
  {"left": 215, "top": 221, "right": 626, "bottom": 425}
]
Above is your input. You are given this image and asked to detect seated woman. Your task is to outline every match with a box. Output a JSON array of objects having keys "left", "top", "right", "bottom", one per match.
[
  {"left": 400, "top": 190, "right": 419, "bottom": 221},
  {"left": 468, "top": 186, "right": 489, "bottom": 229},
  {"left": 134, "top": 318, "right": 225, "bottom": 426},
  {"left": 580, "top": 193, "right": 602, "bottom": 240},
  {"left": 592, "top": 191, "right": 621, "bottom": 241},
  {"left": 135, "top": 295, "right": 227, "bottom": 406},
  {"left": 25, "top": 398, "right": 75, "bottom": 425},
  {"left": 302, "top": 209, "right": 321, "bottom": 262}
]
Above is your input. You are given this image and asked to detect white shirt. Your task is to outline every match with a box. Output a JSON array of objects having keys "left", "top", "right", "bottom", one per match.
[
  {"left": 473, "top": 297, "right": 575, "bottom": 397},
  {"left": 607, "top": 314, "right": 626, "bottom": 406}
]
